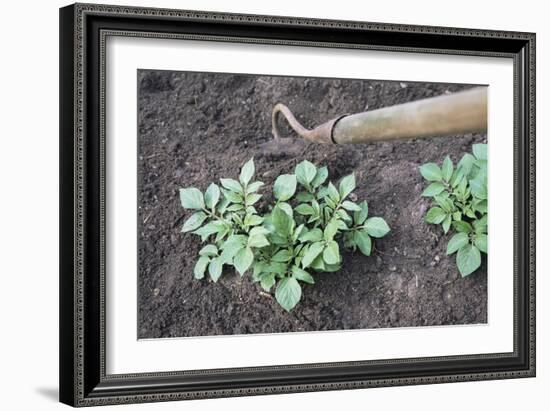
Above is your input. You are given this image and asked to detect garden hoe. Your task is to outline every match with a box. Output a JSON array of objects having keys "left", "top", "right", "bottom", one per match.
[{"left": 263, "top": 87, "right": 487, "bottom": 154}]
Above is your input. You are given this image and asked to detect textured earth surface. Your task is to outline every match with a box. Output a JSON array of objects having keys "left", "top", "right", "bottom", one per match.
[{"left": 137, "top": 69, "right": 487, "bottom": 338}]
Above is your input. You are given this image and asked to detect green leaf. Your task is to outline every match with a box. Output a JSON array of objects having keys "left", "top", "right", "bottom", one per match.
[
  {"left": 475, "top": 234, "right": 488, "bottom": 253},
  {"left": 239, "top": 158, "right": 255, "bottom": 186},
  {"left": 245, "top": 193, "right": 262, "bottom": 205},
  {"left": 246, "top": 181, "right": 264, "bottom": 194},
  {"left": 179, "top": 187, "right": 204, "bottom": 209},
  {"left": 425, "top": 207, "right": 447, "bottom": 224},
  {"left": 311, "top": 199, "right": 321, "bottom": 214},
  {"left": 204, "top": 183, "right": 220, "bottom": 210},
  {"left": 364, "top": 217, "right": 390, "bottom": 238},
  {"left": 234, "top": 246, "right": 254, "bottom": 275},
  {"left": 470, "top": 178, "right": 487, "bottom": 200},
  {"left": 194, "top": 256, "right": 209, "bottom": 279},
  {"left": 216, "top": 197, "right": 230, "bottom": 214},
  {"left": 456, "top": 244, "right": 481, "bottom": 277},
  {"left": 181, "top": 211, "right": 207, "bottom": 233},
  {"left": 465, "top": 208, "right": 477, "bottom": 219},
  {"left": 336, "top": 219, "right": 348, "bottom": 230},
  {"left": 226, "top": 204, "right": 244, "bottom": 212},
  {"left": 473, "top": 143, "right": 487, "bottom": 160},
  {"left": 354, "top": 230, "right": 372, "bottom": 256},
  {"left": 252, "top": 262, "right": 266, "bottom": 281},
  {"left": 208, "top": 257, "right": 223, "bottom": 282},
  {"left": 295, "top": 204, "right": 314, "bottom": 216},
  {"left": 311, "top": 166, "right": 328, "bottom": 188},
  {"left": 244, "top": 214, "right": 264, "bottom": 226},
  {"left": 220, "top": 235, "right": 247, "bottom": 262},
  {"left": 453, "top": 220, "right": 473, "bottom": 233},
  {"left": 343, "top": 232, "right": 355, "bottom": 250},
  {"left": 323, "top": 219, "right": 339, "bottom": 241},
  {"left": 270, "top": 233, "right": 288, "bottom": 246},
  {"left": 302, "top": 241, "right": 324, "bottom": 268},
  {"left": 323, "top": 263, "right": 341, "bottom": 272},
  {"left": 309, "top": 254, "right": 326, "bottom": 271},
  {"left": 273, "top": 174, "right": 297, "bottom": 201},
  {"left": 473, "top": 199, "right": 488, "bottom": 214},
  {"left": 266, "top": 262, "right": 287, "bottom": 276},
  {"left": 338, "top": 174, "right": 356, "bottom": 199},
  {"left": 325, "top": 196, "right": 337, "bottom": 209},
  {"left": 275, "top": 277, "right": 302, "bottom": 312},
  {"left": 446, "top": 232, "right": 469, "bottom": 255},
  {"left": 199, "top": 244, "right": 218, "bottom": 257},
  {"left": 292, "top": 224, "right": 306, "bottom": 242},
  {"left": 296, "top": 192, "right": 314, "bottom": 202},
  {"left": 295, "top": 160, "right": 317, "bottom": 186},
  {"left": 214, "top": 226, "right": 230, "bottom": 243},
  {"left": 272, "top": 249, "right": 293, "bottom": 262},
  {"left": 434, "top": 194, "right": 454, "bottom": 213},
  {"left": 291, "top": 266, "right": 315, "bottom": 284},
  {"left": 323, "top": 240, "right": 340, "bottom": 264},
  {"left": 419, "top": 163, "right": 443, "bottom": 182},
  {"left": 457, "top": 153, "right": 476, "bottom": 178},
  {"left": 222, "top": 189, "right": 243, "bottom": 204},
  {"left": 249, "top": 226, "right": 270, "bottom": 236},
  {"left": 353, "top": 201, "right": 369, "bottom": 225},
  {"left": 450, "top": 168, "right": 464, "bottom": 188},
  {"left": 278, "top": 201, "right": 293, "bottom": 217},
  {"left": 442, "top": 215, "right": 452, "bottom": 234},
  {"left": 220, "top": 178, "right": 242, "bottom": 193},
  {"left": 220, "top": 234, "right": 247, "bottom": 249},
  {"left": 473, "top": 215, "right": 488, "bottom": 234},
  {"left": 194, "top": 221, "right": 225, "bottom": 241},
  {"left": 248, "top": 233, "right": 269, "bottom": 248},
  {"left": 341, "top": 200, "right": 361, "bottom": 211},
  {"left": 422, "top": 182, "right": 445, "bottom": 197},
  {"left": 299, "top": 228, "right": 323, "bottom": 243},
  {"left": 272, "top": 205, "right": 292, "bottom": 236},
  {"left": 259, "top": 273, "right": 276, "bottom": 292},
  {"left": 472, "top": 159, "right": 487, "bottom": 182},
  {"left": 442, "top": 156, "right": 454, "bottom": 182},
  {"left": 337, "top": 209, "right": 352, "bottom": 223},
  {"left": 326, "top": 182, "right": 340, "bottom": 203}
]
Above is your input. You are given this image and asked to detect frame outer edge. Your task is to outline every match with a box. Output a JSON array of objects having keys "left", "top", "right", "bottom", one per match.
[
  {"left": 75, "top": 2, "right": 534, "bottom": 39},
  {"left": 59, "top": 3, "right": 77, "bottom": 407},
  {"left": 527, "top": 33, "right": 536, "bottom": 376},
  {"left": 63, "top": 2, "right": 536, "bottom": 406}
]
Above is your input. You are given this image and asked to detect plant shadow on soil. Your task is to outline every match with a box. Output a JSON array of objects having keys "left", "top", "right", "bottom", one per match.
[{"left": 137, "top": 70, "right": 487, "bottom": 338}]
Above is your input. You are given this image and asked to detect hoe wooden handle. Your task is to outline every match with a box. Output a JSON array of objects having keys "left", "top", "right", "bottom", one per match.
[
  {"left": 272, "top": 87, "right": 487, "bottom": 145},
  {"left": 333, "top": 87, "right": 487, "bottom": 144}
]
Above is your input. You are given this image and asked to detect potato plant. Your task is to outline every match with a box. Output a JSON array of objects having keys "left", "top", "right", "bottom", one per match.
[
  {"left": 420, "top": 143, "right": 487, "bottom": 277},
  {"left": 179, "top": 158, "right": 390, "bottom": 311}
]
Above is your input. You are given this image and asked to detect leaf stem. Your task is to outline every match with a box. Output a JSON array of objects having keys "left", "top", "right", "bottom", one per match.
[{"left": 202, "top": 207, "right": 225, "bottom": 223}]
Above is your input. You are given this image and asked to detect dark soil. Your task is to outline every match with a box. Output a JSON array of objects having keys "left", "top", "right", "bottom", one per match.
[{"left": 137, "top": 70, "right": 487, "bottom": 338}]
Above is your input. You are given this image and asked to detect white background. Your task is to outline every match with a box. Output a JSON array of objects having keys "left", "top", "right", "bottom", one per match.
[
  {"left": 107, "top": 37, "right": 513, "bottom": 374},
  {"left": 0, "top": 0, "right": 546, "bottom": 410}
]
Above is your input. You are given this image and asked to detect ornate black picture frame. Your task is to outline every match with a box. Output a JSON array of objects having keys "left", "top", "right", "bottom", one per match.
[{"left": 59, "top": 3, "right": 535, "bottom": 407}]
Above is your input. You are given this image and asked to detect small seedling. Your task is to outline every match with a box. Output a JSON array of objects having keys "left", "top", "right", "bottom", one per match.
[
  {"left": 420, "top": 143, "right": 487, "bottom": 276},
  {"left": 179, "top": 158, "right": 390, "bottom": 311}
]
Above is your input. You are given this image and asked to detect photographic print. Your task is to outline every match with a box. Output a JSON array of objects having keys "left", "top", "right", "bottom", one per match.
[
  {"left": 60, "top": 5, "right": 536, "bottom": 404},
  {"left": 137, "top": 70, "right": 488, "bottom": 339}
]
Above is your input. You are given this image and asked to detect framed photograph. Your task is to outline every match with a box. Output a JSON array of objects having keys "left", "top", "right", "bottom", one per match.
[{"left": 59, "top": 3, "right": 535, "bottom": 407}]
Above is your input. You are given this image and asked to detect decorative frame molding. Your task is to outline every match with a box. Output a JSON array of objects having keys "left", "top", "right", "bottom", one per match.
[{"left": 59, "top": 3, "right": 535, "bottom": 407}]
